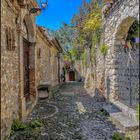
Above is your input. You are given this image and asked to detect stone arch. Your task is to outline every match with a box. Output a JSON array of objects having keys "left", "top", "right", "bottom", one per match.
[
  {"left": 112, "top": 16, "right": 139, "bottom": 108},
  {"left": 115, "top": 17, "right": 137, "bottom": 41},
  {"left": 23, "top": 14, "right": 35, "bottom": 42}
]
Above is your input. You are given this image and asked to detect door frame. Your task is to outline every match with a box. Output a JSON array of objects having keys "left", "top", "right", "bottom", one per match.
[
  {"left": 23, "top": 38, "right": 30, "bottom": 102},
  {"left": 69, "top": 71, "right": 75, "bottom": 81}
]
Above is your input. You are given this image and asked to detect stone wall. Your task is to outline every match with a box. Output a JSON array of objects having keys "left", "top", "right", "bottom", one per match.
[
  {"left": 1, "top": 1, "right": 20, "bottom": 139},
  {"left": 1, "top": 1, "right": 63, "bottom": 138},
  {"left": 1, "top": 0, "right": 38, "bottom": 138},
  {"left": 50, "top": 47, "right": 59, "bottom": 86},
  {"left": 36, "top": 27, "right": 63, "bottom": 90},
  {"left": 78, "top": 0, "right": 139, "bottom": 105},
  {"left": 103, "top": 0, "right": 139, "bottom": 106},
  {"left": 36, "top": 28, "right": 52, "bottom": 86}
]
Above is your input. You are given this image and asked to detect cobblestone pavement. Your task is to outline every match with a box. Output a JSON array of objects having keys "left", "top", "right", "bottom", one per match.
[{"left": 10, "top": 82, "right": 120, "bottom": 140}]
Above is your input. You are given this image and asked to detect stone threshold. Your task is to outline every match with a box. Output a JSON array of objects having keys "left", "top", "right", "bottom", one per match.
[
  {"left": 113, "top": 101, "right": 137, "bottom": 121},
  {"left": 103, "top": 103, "right": 139, "bottom": 132}
]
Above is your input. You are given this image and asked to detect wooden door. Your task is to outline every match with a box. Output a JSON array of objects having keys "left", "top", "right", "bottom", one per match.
[
  {"left": 23, "top": 38, "right": 30, "bottom": 101},
  {"left": 69, "top": 71, "right": 75, "bottom": 81}
]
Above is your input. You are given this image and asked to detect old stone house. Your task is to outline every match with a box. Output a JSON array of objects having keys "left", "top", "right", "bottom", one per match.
[
  {"left": 36, "top": 26, "right": 63, "bottom": 90},
  {"left": 1, "top": 0, "right": 63, "bottom": 139}
]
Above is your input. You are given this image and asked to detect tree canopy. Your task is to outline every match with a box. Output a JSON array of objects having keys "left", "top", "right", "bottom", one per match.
[{"left": 51, "top": 0, "right": 103, "bottom": 63}]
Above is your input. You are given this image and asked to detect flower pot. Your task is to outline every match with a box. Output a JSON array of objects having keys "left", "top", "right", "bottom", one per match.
[{"left": 131, "top": 37, "right": 139, "bottom": 43}]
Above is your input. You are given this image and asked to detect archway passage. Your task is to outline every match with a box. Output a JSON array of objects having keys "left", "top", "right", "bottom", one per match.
[
  {"left": 115, "top": 19, "right": 139, "bottom": 108},
  {"left": 69, "top": 71, "right": 75, "bottom": 81}
]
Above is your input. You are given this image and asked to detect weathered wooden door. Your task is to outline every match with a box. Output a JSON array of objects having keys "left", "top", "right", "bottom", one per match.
[
  {"left": 69, "top": 71, "right": 75, "bottom": 81},
  {"left": 23, "top": 38, "right": 30, "bottom": 101}
]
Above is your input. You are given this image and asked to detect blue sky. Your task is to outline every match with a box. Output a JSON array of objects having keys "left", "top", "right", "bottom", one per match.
[{"left": 36, "top": 0, "right": 90, "bottom": 30}]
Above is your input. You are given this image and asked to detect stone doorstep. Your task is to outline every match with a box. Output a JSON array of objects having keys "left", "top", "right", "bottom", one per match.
[
  {"left": 113, "top": 101, "right": 137, "bottom": 121},
  {"left": 103, "top": 104, "right": 139, "bottom": 131},
  {"left": 110, "top": 112, "right": 139, "bottom": 131}
]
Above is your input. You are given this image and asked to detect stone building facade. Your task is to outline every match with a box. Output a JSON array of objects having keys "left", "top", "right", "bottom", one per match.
[
  {"left": 36, "top": 26, "right": 63, "bottom": 88},
  {"left": 1, "top": 1, "right": 63, "bottom": 140},
  {"left": 36, "top": 27, "right": 52, "bottom": 86},
  {"left": 1, "top": 1, "right": 38, "bottom": 139}
]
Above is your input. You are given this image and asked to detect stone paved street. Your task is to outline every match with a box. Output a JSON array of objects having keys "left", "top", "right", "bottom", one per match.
[{"left": 10, "top": 82, "right": 120, "bottom": 140}]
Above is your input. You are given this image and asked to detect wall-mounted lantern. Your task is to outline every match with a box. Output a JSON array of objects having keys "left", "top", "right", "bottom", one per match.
[{"left": 29, "top": 0, "right": 48, "bottom": 14}]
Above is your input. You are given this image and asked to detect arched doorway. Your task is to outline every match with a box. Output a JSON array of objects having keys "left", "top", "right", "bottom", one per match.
[
  {"left": 114, "top": 18, "right": 139, "bottom": 108},
  {"left": 69, "top": 71, "right": 75, "bottom": 81},
  {"left": 22, "top": 15, "right": 36, "bottom": 108}
]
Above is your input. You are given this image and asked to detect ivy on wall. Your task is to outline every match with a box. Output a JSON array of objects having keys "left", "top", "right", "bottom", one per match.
[{"left": 100, "top": 43, "right": 109, "bottom": 56}]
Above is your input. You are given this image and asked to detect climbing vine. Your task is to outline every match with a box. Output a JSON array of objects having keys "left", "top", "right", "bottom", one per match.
[
  {"left": 91, "top": 45, "right": 96, "bottom": 64},
  {"left": 100, "top": 43, "right": 109, "bottom": 56},
  {"left": 81, "top": 48, "right": 88, "bottom": 67}
]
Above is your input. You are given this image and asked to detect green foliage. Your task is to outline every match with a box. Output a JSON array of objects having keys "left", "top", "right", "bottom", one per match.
[
  {"left": 11, "top": 119, "right": 26, "bottom": 132},
  {"left": 100, "top": 109, "right": 109, "bottom": 117},
  {"left": 83, "top": 3, "right": 102, "bottom": 32},
  {"left": 63, "top": 55, "right": 69, "bottom": 61},
  {"left": 92, "top": 30, "right": 102, "bottom": 46},
  {"left": 112, "top": 132, "right": 122, "bottom": 140},
  {"left": 136, "top": 105, "right": 140, "bottom": 121},
  {"left": 28, "top": 119, "right": 44, "bottom": 129},
  {"left": 81, "top": 49, "right": 88, "bottom": 67},
  {"left": 91, "top": 45, "right": 96, "bottom": 64},
  {"left": 10, "top": 119, "right": 44, "bottom": 136},
  {"left": 70, "top": 47, "right": 81, "bottom": 61},
  {"left": 100, "top": 44, "right": 109, "bottom": 56},
  {"left": 71, "top": 0, "right": 103, "bottom": 49},
  {"left": 112, "top": 132, "right": 130, "bottom": 140}
]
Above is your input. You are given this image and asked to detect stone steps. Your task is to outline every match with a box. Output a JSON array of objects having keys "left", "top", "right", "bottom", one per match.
[
  {"left": 113, "top": 101, "right": 137, "bottom": 121},
  {"left": 103, "top": 104, "right": 139, "bottom": 132}
]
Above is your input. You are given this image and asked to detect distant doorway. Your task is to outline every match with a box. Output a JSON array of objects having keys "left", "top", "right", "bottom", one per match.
[{"left": 69, "top": 71, "right": 75, "bottom": 81}]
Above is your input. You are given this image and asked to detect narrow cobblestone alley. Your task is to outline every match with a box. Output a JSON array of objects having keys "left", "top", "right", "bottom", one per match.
[
  {"left": 10, "top": 82, "right": 119, "bottom": 140},
  {"left": 1, "top": 1, "right": 139, "bottom": 140}
]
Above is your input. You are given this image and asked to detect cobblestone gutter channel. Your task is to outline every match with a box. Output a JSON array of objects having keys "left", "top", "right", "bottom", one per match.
[{"left": 9, "top": 82, "right": 122, "bottom": 140}]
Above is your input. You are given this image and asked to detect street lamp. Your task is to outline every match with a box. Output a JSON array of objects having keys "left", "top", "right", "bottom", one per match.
[{"left": 29, "top": 0, "right": 48, "bottom": 14}]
